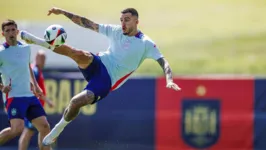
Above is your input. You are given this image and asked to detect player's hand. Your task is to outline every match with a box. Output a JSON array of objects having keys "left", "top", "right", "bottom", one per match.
[
  {"left": 1, "top": 85, "right": 11, "bottom": 94},
  {"left": 47, "top": 7, "right": 64, "bottom": 16},
  {"left": 166, "top": 81, "right": 181, "bottom": 91}
]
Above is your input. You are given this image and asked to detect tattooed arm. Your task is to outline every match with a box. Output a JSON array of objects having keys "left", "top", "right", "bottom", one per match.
[
  {"left": 157, "top": 58, "right": 181, "bottom": 91},
  {"left": 47, "top": 7, "right": 99, "bottom": 32},
  {"left": 157, "top": 57, "right": 173, "bottom": 83}
]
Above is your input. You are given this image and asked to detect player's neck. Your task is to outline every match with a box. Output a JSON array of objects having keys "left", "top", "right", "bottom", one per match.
[
  {"left": 127, "top": 28, "right": 139, "bottom": 37},
  {"left": 5, "top": 40, "right": 18, "bottom": 46}
]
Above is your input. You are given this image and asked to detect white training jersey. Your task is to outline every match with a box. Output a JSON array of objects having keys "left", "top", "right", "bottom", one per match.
[
  {"left": 98, "top": 24, "right": 163, "bottom": 91},
  {"left": 0, "top": 41, "right": 34, "bottom": 102}
]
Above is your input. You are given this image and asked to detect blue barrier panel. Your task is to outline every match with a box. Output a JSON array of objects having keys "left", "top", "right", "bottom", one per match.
[
  {"left": 43, "top": 72, "right": 156, "bottom": 150},
  {"left": 254, "top": 79, "right": 266, "bottom": 150},
  {"left": 0, "top": 71, "right": 156, "bottom": 150}
]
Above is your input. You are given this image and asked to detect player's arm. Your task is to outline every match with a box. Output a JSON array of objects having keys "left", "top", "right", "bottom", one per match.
[
  {"left": 157, "top": 57, "right": 174, "bottom": 84},
  {"left": 157, "top": 58, "right": 181, "bottom": 91},
  {"left": 40, "top": 95, "right": 55, "bottom": 108},
  {"left": 0, "top": 74, "right": 11, "bottom": 93},
  {"left": 48, "top": 7, "right": 99, "bottom": 32},
  {"left": 145, "top": 40, "right": 181, "bottom": 91},
  {"left": 29, "top": 64, "right": 43, "bottom": 96},
  {"left": 29, "top": 64, "right": 38, "bottom": 87},
  {"left": 0, "top": 83, "right": 6, "bottom": 93},
  {"left": 62, "top": 10, "right": 99, "bottom": 32}
]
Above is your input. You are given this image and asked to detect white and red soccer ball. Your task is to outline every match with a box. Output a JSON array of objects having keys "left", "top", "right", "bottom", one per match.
[{"left": 44, "top": 24, "right": 67, "bottom": 47}]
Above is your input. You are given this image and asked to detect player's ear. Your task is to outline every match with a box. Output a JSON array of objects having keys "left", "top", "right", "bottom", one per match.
[
  {"left": 136, "top": 19, "right": 139, "bottom": 25},
  {"left": 16, "top": 30, "right": 19, "bottom": 35},
  {"left": 1, "top": 32, "right": 3, "bottom": 36}
]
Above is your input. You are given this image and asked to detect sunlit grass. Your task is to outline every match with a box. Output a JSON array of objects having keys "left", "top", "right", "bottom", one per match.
[{"left": 1, "top": 0, "right": 266, "bottom": 75}]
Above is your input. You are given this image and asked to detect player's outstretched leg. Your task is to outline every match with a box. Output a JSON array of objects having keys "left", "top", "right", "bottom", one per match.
[
  {"left": 20, "top": 31, "right": 93, "bottom": 69},
  {"left": 42, "top": 90, "right": 95, "bottom": 146}
]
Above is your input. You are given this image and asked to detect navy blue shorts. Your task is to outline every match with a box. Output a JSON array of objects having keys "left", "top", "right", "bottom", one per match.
[
  {"left": 24, "top": 118, "right": 37, "bottom": 131},
  {"left": 79, "top": 53, "right": 112, "bottom": 104},
  {"left": 5, "top": 96, "right": 46, "bottom": 121}
]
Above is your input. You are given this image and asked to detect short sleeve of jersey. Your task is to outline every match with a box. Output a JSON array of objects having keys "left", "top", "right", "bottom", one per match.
[
  {"left": 145, "top": 40, "right": 164, "bottom": 60},
  {"left": 98, "top": 24, "right": 121, "bottom": 39}
]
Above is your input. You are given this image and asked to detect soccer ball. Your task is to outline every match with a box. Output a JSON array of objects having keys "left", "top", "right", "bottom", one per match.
[{"left": 44, "top": 24, "right": 67, "bottom": 48}]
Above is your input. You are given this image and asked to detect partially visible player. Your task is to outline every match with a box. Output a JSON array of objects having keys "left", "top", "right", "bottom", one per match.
[
  {"left": 18, "top": 50, "right": 54, "bottom": 150},
  {"left": 0, "top": 19, "right": 51, "bottom": 150},
  {"left": 31, "top": 50, "right": 54, "bottom": 107},
  {"left": 20, "top": 7, "right": 181, "bottom": 146}
]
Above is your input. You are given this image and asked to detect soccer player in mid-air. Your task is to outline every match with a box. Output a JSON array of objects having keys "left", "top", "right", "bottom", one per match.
[
  {"left": 20, "top": 7, "right": 181, "bottom": 146},
  {"left": 0, "top": 19, "right": 52, "bottom": 150},
  {"left": 19, "top": 50, "right": 54, "bottom": 150}
]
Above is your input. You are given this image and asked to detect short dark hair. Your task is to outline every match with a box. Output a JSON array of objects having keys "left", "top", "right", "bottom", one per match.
[
  {"left": 2, "top": 19, "right": 17, "bottom": 31},
  {"left": 121, "top": 8, "right": 139, "bottom": 18}
]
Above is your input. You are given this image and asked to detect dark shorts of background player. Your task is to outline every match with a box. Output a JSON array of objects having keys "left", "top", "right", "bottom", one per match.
[
  {"left": 5, "top": 96, "right": 46, "bottom": 122},
  {"left": 24, "top": 118, "right": 38, "bottom": 131},
  {"left": 79, "top": 53, "right": 112, "bottom": 104}
]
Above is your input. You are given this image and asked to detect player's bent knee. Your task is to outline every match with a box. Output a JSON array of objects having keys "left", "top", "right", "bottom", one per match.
[
  {"left": 69, "top": 98, "right": 83, "bottom": 109},
  {"left": 40, "top": 123, "right": 50, "bottom": 132},
  {"left": 38, "top": 120, "right": 50, "bottom": 130},
  {"left": 69, "top": 90, "right": 95, "bottom": 109},
  {"left": 36, "top": 122, "right": 50, "bottom": 134},
  {"left": 31, "top": 117, "right": 50, "bottom": 133},
  {"left": 86, "top": 90, "right": 96, "bottom": 104}
]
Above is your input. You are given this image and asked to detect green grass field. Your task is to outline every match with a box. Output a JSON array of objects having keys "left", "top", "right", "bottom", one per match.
[{"left": 2, "top": 0, "right": 266, "bottom": 75}]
